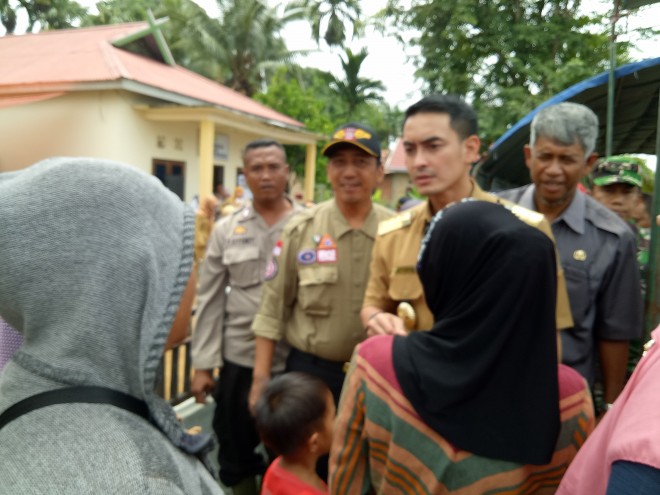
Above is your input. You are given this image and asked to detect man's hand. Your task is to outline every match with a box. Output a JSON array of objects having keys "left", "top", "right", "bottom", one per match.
[
  {"left": 248, "top": 374, "right": 270, "bottom": 415},
  {"left": 191, "top": 369, "right": 216, "bottom": 404},
  {"left": 361, "top": 307, "right": 407, "bottom": 337}
]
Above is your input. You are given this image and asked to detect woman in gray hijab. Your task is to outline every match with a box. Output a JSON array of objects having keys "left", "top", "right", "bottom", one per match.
[{"left": 0, "top": 157, "right": 224, "bottom": 494}]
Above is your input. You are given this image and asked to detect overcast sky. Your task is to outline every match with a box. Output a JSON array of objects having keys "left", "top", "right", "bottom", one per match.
[{"left": 191, "top": 0, "right": 660, "bottom": 108}]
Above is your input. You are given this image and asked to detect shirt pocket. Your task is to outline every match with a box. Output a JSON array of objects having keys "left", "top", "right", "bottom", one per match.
[
  {"left": 563, "top": 263, "right": 591, "bottom": 323},
  {"left": 223, "top": 245, "right": 261, "bottom": 288},
  {"left": 388, "top": 270, "right": 424, "bottom": 302},
  {"left": 298, "top": 265, "right": 338, "bottom": 317}
]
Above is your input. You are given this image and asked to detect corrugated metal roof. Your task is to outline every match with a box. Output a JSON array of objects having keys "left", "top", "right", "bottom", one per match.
[{"left": 0, "top": 23, "right": 303, "bottom": 127}]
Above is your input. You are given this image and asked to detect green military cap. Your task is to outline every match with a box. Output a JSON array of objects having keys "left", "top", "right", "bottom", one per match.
[{"left": 592, "top": 155, "right": 644, "bottom": 188}]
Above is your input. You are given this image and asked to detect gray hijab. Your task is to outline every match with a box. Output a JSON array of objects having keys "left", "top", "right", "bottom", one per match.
[{"left": 0, "top": 157, "right": 210, "bottom": 459}]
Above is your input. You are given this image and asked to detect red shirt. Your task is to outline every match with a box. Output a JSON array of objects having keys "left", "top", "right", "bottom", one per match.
[{"left": 262, "top": 457, "right": 328, "bottom": 495}]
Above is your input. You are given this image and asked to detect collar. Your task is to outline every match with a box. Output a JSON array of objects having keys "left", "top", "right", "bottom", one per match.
[
  {"left": 331, "top": 199, "right": 379, "bottom": 239},
  {"left": 237, "top": 196, "right": 299, "bottom": 224},
  {"left": 521, "top": 185, "right": 586, "bottom": 235},
  {"left": 424, "top": 179, "right": 489, "bottom": 221},
  {"left": 236, "top": 202, "right": 256, "bottom": 222}
]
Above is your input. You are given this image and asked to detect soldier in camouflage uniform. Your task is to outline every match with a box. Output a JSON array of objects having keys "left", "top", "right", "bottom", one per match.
[{"left": 590, "top": 155, "right": 648, "bottom": 375}]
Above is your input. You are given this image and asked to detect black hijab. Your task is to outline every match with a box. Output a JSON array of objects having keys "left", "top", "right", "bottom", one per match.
[{"left": 393, "top": 200, "right": 560, "bottom": 465}]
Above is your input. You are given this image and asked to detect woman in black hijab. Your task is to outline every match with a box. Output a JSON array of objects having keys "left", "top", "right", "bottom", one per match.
[
  {"left": 330, "top": 200, "right": 595, "bottom": 494},
  {"left": 395, "top": 199, "right": 559, "bottom": 464}
]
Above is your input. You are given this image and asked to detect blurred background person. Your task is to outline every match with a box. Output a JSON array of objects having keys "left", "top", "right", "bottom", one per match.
[{"left": 194, "top": 195, "right": 219, "bottom": 267}]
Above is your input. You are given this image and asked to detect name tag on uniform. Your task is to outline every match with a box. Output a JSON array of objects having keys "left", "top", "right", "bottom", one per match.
[{"left": 317, "top": 248, "right": 337, "bottom": 263}]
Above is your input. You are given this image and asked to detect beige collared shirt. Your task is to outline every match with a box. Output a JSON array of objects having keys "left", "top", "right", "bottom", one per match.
[
  {"left": 363, "top": 181, "right": 573, "bottom": 331},
  {"left": 191, "top": 201, "right": 301, "bottom": 372},
  {"left": 251, "top": 199, "right": 395, "bottom": 362}
]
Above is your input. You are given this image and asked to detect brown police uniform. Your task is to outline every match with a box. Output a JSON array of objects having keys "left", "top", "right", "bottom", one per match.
[
  {"left": 252, "top": 199, "right": 394, "bottom": 363},
  {"left": 191, "top": 200, "right": 301, "bottom": 487},
  {"left": 363, "top": 180, "right": 573, "bottom": 332}
]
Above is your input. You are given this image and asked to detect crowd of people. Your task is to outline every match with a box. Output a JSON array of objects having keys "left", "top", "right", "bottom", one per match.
[{"left": 0, "top": 94, "right": 657, "bottom": 494}]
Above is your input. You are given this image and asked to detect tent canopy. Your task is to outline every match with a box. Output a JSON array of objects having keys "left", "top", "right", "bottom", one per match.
[{"left": 475, "top": 57, "right": 660, "bottom": 191}]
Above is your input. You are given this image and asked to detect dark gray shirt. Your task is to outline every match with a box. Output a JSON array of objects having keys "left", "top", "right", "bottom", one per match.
[{"left": 498, "top": 185, "right": 643, "bottom": 385}]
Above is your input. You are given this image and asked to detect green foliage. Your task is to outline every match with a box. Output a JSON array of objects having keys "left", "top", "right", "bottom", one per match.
[
  {"left": 254, "top": 66, "right": 335, "bottom": 190},
  {"left": 255, "top": 64, "right": 401, "bottom": 200},
  {"left": 384, "top": 0, "right": 633, "bottom": 145},
  {"left": 285, "top": 0, "right": 362, "bottom": 47},
  {"left": 351, "top": 100, "right": 403, "bottom": 148},
  {"left": 329, "top": 48, "right": 385, "bottom": 119},
  {"left": 201, "top": 0, "right": 293, "bottom": 96},
  {"left": 83, "top": 0, "right": 220, "bottom": 79},
  {"left": 83, "top": 0, "right": 293, "bottom": 96},
  {"left": 2, "top": 0, "right": 87, "bottom": 33}
]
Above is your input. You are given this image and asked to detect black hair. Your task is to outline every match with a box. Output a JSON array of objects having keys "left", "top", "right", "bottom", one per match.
[
  {"left": 242, "top": 139, "right": 287, "bottom": 160},
  {"left": 254, "top": 372, "right": 330, "bottom": 457},
  {"left": 404, "top": 94, "right": 478, "bottom": 140}
]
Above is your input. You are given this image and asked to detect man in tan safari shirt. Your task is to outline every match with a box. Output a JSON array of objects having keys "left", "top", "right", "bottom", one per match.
[
  {"left": 362, "top": 94, "right": 573, "bottom": 337},
  {"left": 249, "top": 122, "right": 394, "bottom": 413}
]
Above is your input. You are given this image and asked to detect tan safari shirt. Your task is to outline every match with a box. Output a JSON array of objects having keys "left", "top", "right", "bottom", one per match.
[
  {"left": 251, "top": 199, "right": 395, "bottom": 362},
  {"left": 191, "top": 201, "right": 301, "bottom": 372},
  {"left": 363, "top": 181, "right": 573, "bottom": 332}
]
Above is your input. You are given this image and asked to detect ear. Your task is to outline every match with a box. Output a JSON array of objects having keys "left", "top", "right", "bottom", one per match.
[
  {"left": 523, "top": 145, "right": 533, "bottom": 172},
  {"left": 375, "top": 162, "right": 385, "bottom": 184},
  {"left": 463, "top": 135, "right": 481, "bottom": 164},
  {"left": 583, "top": 152, "right": 598, "bottom": 177},
  {"left": 307, "top": 431, "right": 320, "bottom": 454}
]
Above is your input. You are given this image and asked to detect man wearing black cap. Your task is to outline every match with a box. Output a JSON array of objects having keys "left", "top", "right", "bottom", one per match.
[{"left": 249, "top": 122, "right": 394, "bottom": 412}]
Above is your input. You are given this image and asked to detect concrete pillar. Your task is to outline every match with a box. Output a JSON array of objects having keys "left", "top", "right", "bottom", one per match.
[
  {"left": 304, "top": 143, "right": 317, "bottom": 201},
  {"left": 198, "top": 120, "right": 215, "bottom": 197}
]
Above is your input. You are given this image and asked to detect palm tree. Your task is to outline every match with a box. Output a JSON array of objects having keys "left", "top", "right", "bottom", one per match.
[
  {"left": 1, "top": 0, "right": 87, "bottom": 34},
  {"left": 192, "top": 0, "right": 298, "bottom": 96},
  {"left": 330, "top": 48, "right": 384, "bottom": 118},
  {"left": 286, "top": 0, "right": 362, "bottom": 47},
  {"left": 83, "top": 0, "right": 297, "bottom": 97}
]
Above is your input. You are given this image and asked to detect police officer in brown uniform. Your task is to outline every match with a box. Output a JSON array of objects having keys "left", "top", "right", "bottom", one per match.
[
  {"left": 362, "top": 95, "right": 573, "bottom": 337},
  {"left": 249, "top": 123, "right": 394, "bottom": 412},
  {"left": 190, "top": 139, "right": 301, "bottom": 495}
]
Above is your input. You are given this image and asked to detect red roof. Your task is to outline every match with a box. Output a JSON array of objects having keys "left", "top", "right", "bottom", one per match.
[
  {"left": 0, "top": 23, "right": 303, "bottom": 127},
  {"left": 385, "top": 138, "right": 407, "bottom": 173}
]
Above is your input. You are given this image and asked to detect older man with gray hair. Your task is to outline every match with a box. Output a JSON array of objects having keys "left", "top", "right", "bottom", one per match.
[{"left": 498, "top": 102, "right": 642, "bottom": 416}]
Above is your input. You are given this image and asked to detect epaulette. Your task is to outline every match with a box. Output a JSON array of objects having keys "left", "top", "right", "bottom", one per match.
[
  {"left": 378, "top": 211, "right": 413, "bottom": 235},
  {"left": 282, "top": 205, "right": 316, "bottom": 235},
  {"left": 504, "top": 202, "right": 545, "bottom": 226}
]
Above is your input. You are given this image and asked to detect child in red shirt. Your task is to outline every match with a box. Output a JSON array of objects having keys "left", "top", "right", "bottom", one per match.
[{"left": 254, "top": 372, "right": 335, "bottom": 495}]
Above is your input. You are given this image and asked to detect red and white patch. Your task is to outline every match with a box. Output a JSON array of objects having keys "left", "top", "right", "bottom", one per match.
[
  {"left": 317, "top": 248, "right": 337, "bottom": 263},
  {"left": 273, "top": 240, "right": 283, "bottom": 257}
]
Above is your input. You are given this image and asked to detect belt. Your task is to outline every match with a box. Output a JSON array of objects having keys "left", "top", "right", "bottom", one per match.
[{"left": 289, "top": 348, "right": 350, "bottom": 374}]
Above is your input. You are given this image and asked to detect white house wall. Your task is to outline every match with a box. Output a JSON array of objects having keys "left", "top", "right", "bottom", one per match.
[{"left": 0, "top": 90, "right": 299, "bottom": 201}]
